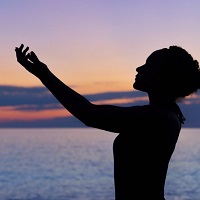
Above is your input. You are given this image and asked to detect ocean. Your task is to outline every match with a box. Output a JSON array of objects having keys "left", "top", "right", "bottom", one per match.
[{"left": 0, "top": 128, "right": 200, "bottom": 200}]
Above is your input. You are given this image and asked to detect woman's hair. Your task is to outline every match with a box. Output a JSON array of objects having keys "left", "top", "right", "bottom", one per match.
[{"left": 158, "top": 46, "right": 200, "bottom": 101}]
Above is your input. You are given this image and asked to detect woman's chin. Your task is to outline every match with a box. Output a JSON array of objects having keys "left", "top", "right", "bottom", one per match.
[
  {"left": 133, "top": 83, "right": 147, "bottom": 92},
  {"left": 133, "top": 82, "right": 140, "bottom": 90}
]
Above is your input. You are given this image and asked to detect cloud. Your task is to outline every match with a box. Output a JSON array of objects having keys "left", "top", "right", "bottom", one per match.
[
  {"left": 0, "top": 85, "right": 148, "bottom": 111},
  {"left": 0, "top": 116, "right": 86, "bottom": 128},
  {"left": 1, "top": 85, "right": 200, "bottom": 127},
  {"left": 0, "top": 85, "right": 60, "bottom": 110}
]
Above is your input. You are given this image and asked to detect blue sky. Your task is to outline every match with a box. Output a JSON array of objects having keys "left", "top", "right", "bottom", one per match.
[{"left": 1, "top": 0, "right": 200, "bottom": 127}]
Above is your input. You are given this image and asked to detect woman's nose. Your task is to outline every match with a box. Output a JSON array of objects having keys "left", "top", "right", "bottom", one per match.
[{"left": 136, "top": 65, "right": 143, "bottom": 72}]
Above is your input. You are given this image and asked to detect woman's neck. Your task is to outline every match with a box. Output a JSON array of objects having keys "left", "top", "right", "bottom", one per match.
[{"left": 148, "top": 92, "right": 175, "bottom": 106}]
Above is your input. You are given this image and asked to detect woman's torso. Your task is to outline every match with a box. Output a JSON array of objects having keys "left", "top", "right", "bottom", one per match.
[{"left": 113, "top": 104, "right": 181, "bottom": 200}]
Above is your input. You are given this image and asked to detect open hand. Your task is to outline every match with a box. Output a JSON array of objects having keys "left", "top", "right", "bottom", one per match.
[{"left": 15, "top": 44, "right": 49, "bottom": 79}]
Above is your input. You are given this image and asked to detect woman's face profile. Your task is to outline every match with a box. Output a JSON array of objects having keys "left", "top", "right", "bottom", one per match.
[{"left": 133, "top": 48, "right": 168, "bottom": 92}]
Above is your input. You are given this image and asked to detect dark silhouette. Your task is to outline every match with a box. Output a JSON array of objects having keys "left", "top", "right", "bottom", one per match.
[{"left": 15, "top": 44, "right": 200, "bottom": 200}]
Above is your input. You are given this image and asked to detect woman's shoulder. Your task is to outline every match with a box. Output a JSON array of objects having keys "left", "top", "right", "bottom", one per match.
[
  {"left": 129, "top": 104, "right": 171, "bottom": 116},
  {"left": 132, "top": 104, "right": 181, "bottom": 125},
  {"left": 148, "top": 104, "right": 181, "bottom": 131}
]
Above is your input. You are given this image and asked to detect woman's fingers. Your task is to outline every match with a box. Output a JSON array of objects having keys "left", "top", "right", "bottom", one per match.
[
  {"left": 15, "top": 44, "right": 31, "bottom": 66},
  {"left": 16, "top": 44, "right": 24, "bottom": 52},
  {"left": 22, "top": 46, "right": 29, "bottom": 55},
  {"left": 15, "top": 44, "right": 29, "bottom": 55},
  {"left": 28, "top": 51, "right": 40, "bottom": 63},
  {"left": 19, "top": 44, "right": 24, "bottom": 50}
]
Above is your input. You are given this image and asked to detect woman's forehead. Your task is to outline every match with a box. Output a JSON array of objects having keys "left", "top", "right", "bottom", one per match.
[{"left": 147, "top": 48, "right": 168, "bottom": 62}]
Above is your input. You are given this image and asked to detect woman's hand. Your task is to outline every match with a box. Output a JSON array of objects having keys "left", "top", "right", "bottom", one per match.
[{"left": 15, "top": 44, "right": 49, "bottom": 79}]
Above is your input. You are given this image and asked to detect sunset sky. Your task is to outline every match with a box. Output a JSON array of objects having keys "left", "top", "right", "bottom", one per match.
[{"left": 1, "top": 0, "right": 200, "bottom": 127}]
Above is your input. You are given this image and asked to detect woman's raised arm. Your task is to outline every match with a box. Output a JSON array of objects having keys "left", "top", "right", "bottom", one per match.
[{"left": 15, "top": 44, "right": 133, "bottom": 133}]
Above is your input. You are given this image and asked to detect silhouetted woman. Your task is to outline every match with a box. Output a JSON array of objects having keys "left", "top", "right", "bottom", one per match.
[{"left": 15, "top": 44, "right": 200, "bottom": 200}]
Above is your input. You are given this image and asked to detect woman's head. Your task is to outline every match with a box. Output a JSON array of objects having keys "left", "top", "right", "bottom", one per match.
[{"left": 133, "top": 46, "right": 200, "bottom": 101}]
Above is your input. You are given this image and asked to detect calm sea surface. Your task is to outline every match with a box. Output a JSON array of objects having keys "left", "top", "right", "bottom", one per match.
[{"left": 0, "top": 128, "right": 200, "bottom": 200}]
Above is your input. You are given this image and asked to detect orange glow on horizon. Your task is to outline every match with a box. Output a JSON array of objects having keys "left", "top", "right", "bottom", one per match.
[
  {"left": 93, "top": 96, "right": 148, "bottom": 105},
  {"left": 0, "top": 106, "right": 71, "bottom": 122},
  {"left": 0, "top": 95, "right": 148, "bottom": 122}
]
